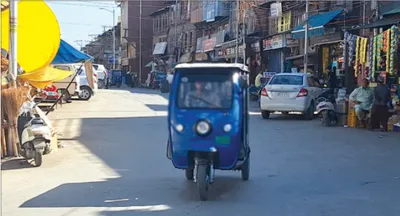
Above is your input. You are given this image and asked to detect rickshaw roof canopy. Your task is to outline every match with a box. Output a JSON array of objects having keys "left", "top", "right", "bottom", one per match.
[{"left": 175, "top": 63, "right": 249, "bottom": 73}]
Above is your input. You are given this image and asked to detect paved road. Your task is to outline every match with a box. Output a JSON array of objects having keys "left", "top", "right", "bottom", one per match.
[{"left": 2, "top": 88, "right": 400, "bottom": 216}]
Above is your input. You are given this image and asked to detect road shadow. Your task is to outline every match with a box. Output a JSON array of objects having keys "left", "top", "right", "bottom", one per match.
[
  {"left": 20, "top": 116, "right": 249, "bottom": 214},
  {"left": 145, "top": 104, "right": 168, "bottom": 112},
  {"left": 1, "top": 158, "right": 35, "bottom": 170}
]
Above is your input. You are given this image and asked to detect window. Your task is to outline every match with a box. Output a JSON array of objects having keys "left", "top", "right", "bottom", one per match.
[
  {"left": 177, "top": 72, "right": 233, "bottom": 109},
  {"left": 269, "top": 75, "right": 304, "bottom": 85},
  {"left": 278, "top": 11, "right": 291, "bottom": 33}
]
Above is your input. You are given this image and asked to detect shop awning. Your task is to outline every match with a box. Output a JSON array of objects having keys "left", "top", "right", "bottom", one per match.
[
  {"left": 145, "top": 61, "right": 155, "bottom": 67},
  {"left": 153, "top": 42, "right": 167, "bottom": 55},
  {"left": 383, "top": 7, "right": 400, "bottom": 17},
  {"left": 52, "top": 39, "right": 92, "bottom": 64},
  {"left": 348, "top": 18, "right": 400, "bottom": 30},
  {"left": 291, "top": 9, "right": 343, "bottom": 39}
]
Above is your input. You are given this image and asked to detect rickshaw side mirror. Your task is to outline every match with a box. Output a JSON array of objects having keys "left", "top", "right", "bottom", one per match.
[{"left": 239, "top": 75, "right": 248, "bottom": 88}]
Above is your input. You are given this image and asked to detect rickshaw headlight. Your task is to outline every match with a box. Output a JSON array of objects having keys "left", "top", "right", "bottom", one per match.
[
  {"left": 196, "top": 121, "right": 210, "bottom": 135},
  {"left": 175, "top": 124, "right": 184, "bottom": 132},
  {"left": 223, "top": 124, "right": 232, "bottom": 132}
]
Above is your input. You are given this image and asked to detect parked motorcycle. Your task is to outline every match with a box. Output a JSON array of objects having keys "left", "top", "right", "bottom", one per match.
[
  {"left": 316, "top": 93, "right": 338, "bottom": 126},
  {"left": 17, "top": 101, "right": 52, "bottom": 167}
]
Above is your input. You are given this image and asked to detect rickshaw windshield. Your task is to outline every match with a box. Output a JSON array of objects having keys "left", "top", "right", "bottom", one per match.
[{"left": 177, "top": 72, "right": 233, "bottom": 109}]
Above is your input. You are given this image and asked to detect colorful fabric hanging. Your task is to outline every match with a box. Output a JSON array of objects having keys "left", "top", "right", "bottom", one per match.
[
  {"left": 343, "top": 31, "right": 349, "bottom": 71},
  {"left": 368, "top": 36, "right": 374, "bottom": 79},
  {"left": 360, "top": 37, "right": 368, "bottom": 65},
  {"left": 386, "top": 29, "right": 391, "bottom": 73},
  {"left": 348, "top": 35, "right": 356, "bottom": 66},
  {"left": 372, "top": 36, "right": 377, "bottom": 77},
  {"left": 390, "top": 26, "right": 399, "bottom": 75},
  {"left": 354, "top": 37, "right": 361, "bottom": 77}
]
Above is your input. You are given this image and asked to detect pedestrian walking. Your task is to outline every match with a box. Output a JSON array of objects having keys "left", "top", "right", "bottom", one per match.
[{"left": 369, "top": 76, "right": 391, "bottom": 131}]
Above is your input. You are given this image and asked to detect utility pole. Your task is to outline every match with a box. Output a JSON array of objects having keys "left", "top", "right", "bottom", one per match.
[
  {"left": 174, "top": 0, "right": 178, "bottom": 62},
  {"left": 139, "top": 0, "right": 142, "bottom": 83},
  {"left": 242, "top": 9, "right": 246, "bottom": 65},
  {"left": 75, "top": 40, "right": 84, "bottom": 51},
  {"left": 112, "top": 8, "right": 116, "bottom": 70},
  {"left": 9, "top": 0, "right": 18, "bottom": 87},
  {"left": 235, "top": 0, "right": 239, "bottom": 63},
  {"left": 303, "top": 0, "right": 309, "bottom": 73}
]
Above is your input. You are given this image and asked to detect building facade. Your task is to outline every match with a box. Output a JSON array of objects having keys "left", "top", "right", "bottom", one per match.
[
  {"left": 83, "top": 23, "right": 121, "bottom": 70},
  {"left": 119, "top": 0, "right": 166, "bottom": 82}
]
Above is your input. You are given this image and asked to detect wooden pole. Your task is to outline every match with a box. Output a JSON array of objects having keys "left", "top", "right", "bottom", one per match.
[{"left": 1, "top": 127, "right": 6, "bottom": 158}]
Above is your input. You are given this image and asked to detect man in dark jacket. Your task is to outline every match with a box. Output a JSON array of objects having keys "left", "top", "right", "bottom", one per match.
[{"left": 369, "top": 77, "right": 391, "bottom": 131}]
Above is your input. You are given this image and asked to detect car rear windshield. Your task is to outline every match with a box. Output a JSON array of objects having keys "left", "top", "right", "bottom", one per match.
[
  {"left": 269, "top": 75, "right": 303, "bottom": 85},
  {"left": 177, "top": 72, "right": 233, "bottom": 109}
]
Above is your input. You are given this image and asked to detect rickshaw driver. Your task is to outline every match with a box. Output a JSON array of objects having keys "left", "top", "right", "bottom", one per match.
[{"left": 184, "top": 81, "right": 222, "bottom": 108}]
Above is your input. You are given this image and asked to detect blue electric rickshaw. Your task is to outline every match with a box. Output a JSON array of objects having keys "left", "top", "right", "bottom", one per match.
[{"left": 166, "top": 53, "right": 250, "bottom": 201}]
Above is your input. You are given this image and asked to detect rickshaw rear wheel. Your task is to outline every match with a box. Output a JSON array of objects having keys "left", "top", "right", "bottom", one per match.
[
  {"left": 185, "top": 169, "right": 194, "bottom": 180},
  {"left": 241, "top": 154, "right": 250, "bottom": 181},
  {"left": 196, "top": 164, "right": 209, "bottom": 201}
]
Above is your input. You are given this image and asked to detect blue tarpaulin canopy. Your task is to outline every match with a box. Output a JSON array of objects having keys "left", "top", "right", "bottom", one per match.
[
  {"left": 51, "top": 39, "right": 93, "bottom": 64},
  {"left": 291, "top": 9, "right": 343, "bottom": 39}
]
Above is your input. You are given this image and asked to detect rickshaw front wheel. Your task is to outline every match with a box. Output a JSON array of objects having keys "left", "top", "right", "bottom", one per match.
[
  {"left": 196, "top": 164, "right": 209, "bottom": 201},
  {"left": 241, "top": 154, "right": 250, "bottom": 181},
  {"left": 185, "top": 169, "right": 194, "bottom": 180}
]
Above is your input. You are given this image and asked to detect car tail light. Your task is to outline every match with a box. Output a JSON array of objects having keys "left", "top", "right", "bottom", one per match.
[
  {"left": 261, "top": 88, "right": 268, "bottom": 97},
  {"left": 297, "top": 88, "right": 308, "bottom": 97}
]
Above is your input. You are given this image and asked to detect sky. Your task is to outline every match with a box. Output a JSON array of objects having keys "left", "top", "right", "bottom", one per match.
[{"left": 47, "top": 1, "right": 121, "bottom": 50}]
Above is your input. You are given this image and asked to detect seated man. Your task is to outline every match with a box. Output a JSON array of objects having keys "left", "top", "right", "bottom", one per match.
[{"left": 349, "top": 78, "right": 374, "bottom": 125}]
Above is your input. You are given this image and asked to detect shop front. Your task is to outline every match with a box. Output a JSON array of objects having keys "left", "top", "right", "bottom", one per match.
[
  {"left": 262, "top": 34, "right": 287, "bottom": 73},
  {"left": 217, "top": 39, "right": 244, "bottom": 63},
  {"left": 342, "top": 25, "right": 400, "bottom": 130}
]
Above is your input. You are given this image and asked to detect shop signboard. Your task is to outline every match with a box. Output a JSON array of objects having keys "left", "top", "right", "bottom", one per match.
[
  {"left": 285, "top": 34, "right": 299, "bottom": 47},
  {"left": 152, "top": 42, "right": 168, "bottom": 55},
  {"left": 196, "top": 37, "right": 205, "bottom": 52},
  {"left": 263, "top": 72, "right": 276, "bottom": 78},
  {"left": 263, "top": 35, "right": 286, "bottom": 50},
  {"left": 270, "top": 2, "right": 282, "bottom": 18},
  {"left": 202, "top": 37, "right": 217, "bottom": 52}
]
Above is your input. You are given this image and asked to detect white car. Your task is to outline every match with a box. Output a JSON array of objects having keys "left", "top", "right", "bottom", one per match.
[
  {"left": 92, "top": 64, "right": 107, "bottom": 89},
  {"left": 259, "top": 73, "right": 322, "bottom": 120},
  {"left": 78, "top": 67, "right": 98, "bottom": 101}
]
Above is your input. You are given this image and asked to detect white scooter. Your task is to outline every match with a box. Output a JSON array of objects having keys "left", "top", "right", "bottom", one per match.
[
  {"left": 316, "top": 96, "right": 338, "bottom": 126},
  {"left": 17, "top": 101, "right": 52, "bottom": 167}
]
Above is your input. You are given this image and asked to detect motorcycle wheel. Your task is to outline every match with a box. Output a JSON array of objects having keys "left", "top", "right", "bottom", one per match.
[
  {"left": 241, "top": 154, "right": 250, "bottom": 181},
  {"left": 34, "top": 151, "right": 43, "bottom": 167},
  {"left": 196, "top": 164, "right": 209, "bottom": 201},
  {"left": 321, "top": 111, "right": 331, "bottom": 126},
  {"left": 185, "top": 169, "right": 194, "bottom": 180}
]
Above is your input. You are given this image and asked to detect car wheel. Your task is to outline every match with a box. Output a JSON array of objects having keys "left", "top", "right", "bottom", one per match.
[
  {"left": 79, "top": 86, "right": 92, "bottom": 100},
  {"left": 304, "top": 102, "right": 314, "bottom": 120},
  {"left": 98, "top": 79, "right": 105, "bottom": 89},
  {"left": 261, "top": 111, "right": 270, "bottom": 119}
]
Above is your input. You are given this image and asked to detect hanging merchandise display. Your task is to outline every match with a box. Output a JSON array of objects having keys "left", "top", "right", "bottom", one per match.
[
  {"left": 389, "top": 26, "right": 398, "bottom": 75},
  {"left": 368, "top": 36, "right": 374, "bottom": 79},
  {"left": 354, "top": 37, "right": 361, "bottom": 77},
  {"left": 348, "top": 35, "right": 356, "bottom": 67},
  {"left": 375, "top": 32, "right": 384, "bottom": 72},
  {"left": 342, "top": 32, "right": 349, "bottom": 71}
]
